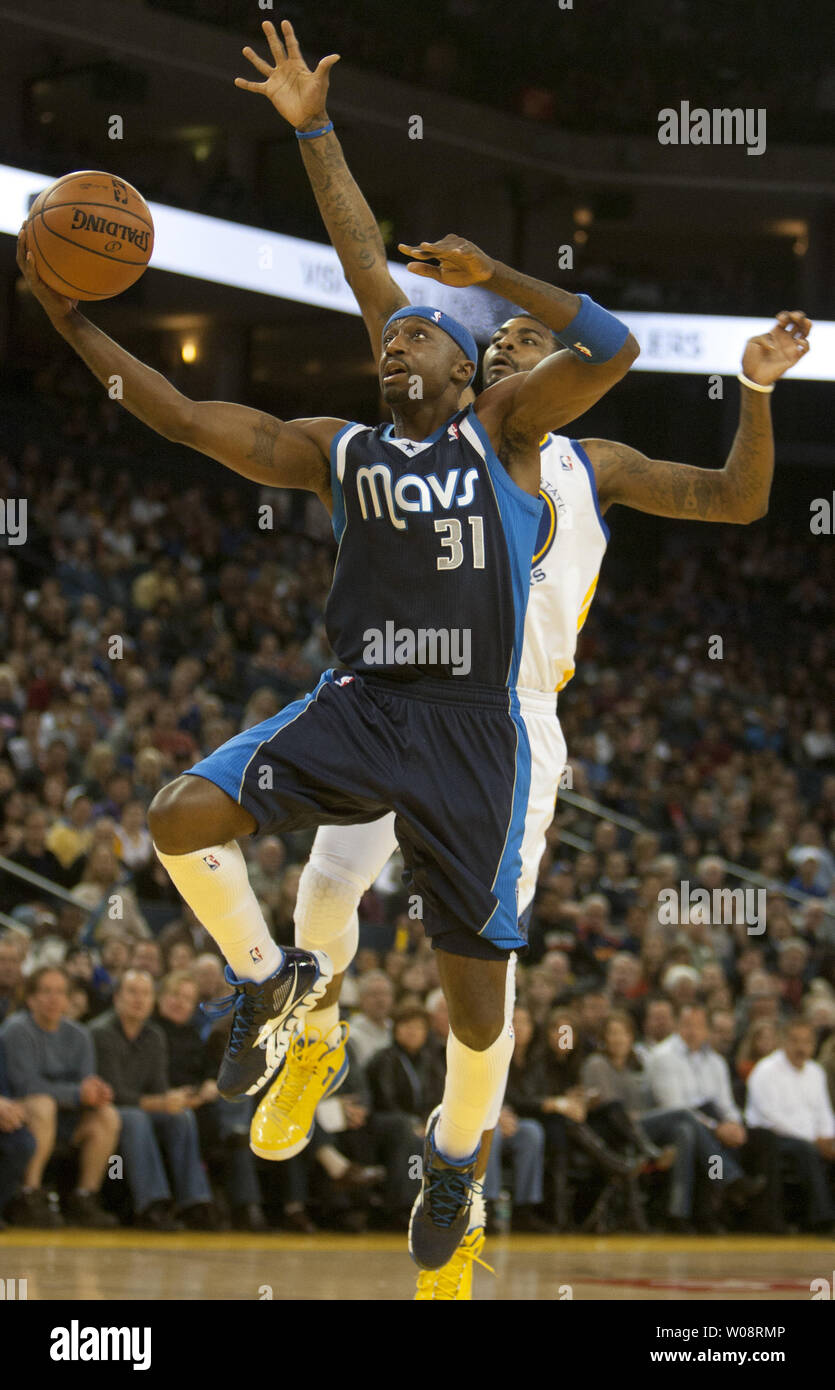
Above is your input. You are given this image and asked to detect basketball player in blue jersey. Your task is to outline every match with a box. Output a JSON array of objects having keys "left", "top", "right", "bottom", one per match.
[
  {"left": 17, "top": 119, "right": 638, "bottom": 1276},
  {"left": 236, "top": 19, "right": 812, "bottom": 1296}
]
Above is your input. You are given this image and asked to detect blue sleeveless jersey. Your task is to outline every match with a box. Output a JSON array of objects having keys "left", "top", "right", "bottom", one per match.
[{"left": 326, "top": 406, "right": 543, "bottom": 689}]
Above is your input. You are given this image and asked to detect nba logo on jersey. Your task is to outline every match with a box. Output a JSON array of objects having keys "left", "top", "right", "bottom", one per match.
[
  {"left": 335, "top": 674, "right": 355, "bottom": 687},
  {"left": 447, "top": 422, "right": 459, "bottom": 441},
  {"left": 560, "top": 454, "right": 574, "bottom": 471},
  {"left": 203, "top": 853, "right": 221, "bottom": 871}
]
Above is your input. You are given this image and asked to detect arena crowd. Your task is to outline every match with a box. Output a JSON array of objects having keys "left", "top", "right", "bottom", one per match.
[{"left": 1, "top": 385, "right": 833, "bottom": 1236}]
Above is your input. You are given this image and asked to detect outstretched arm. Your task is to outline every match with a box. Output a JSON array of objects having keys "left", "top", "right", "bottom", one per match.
[
  {"left": 17, "top": 230, "right": 337, "bottom": 503},
  {"left": 401, "top": 235, "right": 639, "bottom": 439},
  {"left": 585, "top": 312, "right": 811, "bottom": 524},
  {"left": 236, "top": 20, "right": 408, "bottom": 355}
]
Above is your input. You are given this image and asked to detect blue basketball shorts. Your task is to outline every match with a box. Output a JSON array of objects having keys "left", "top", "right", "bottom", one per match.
[{"left": 186, "top": 669, "right": 533, "bottom": 957}]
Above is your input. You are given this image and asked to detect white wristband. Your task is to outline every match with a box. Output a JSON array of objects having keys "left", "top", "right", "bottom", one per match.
[{"left": 737, "top": 372, "right": 774, "bottom": 394}]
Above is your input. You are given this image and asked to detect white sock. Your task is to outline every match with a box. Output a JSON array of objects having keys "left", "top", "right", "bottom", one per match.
[
  {"left": 154, "top": 840, "right": 282, "bottom": 983},
  {"left": 484, "top": 952, "right": 517, "bottom": 1131},
  {"left": 435, "top": 1024, "right": 515, "bottom": 1163},
  {"left": 294, "top": 862, "right": 361, "bottom": 974},
  {"left": 303, "top": 1004, "right": 341, "bottom": 1041}
]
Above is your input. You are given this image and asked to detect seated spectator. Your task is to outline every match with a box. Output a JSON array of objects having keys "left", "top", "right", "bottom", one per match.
[
  {"left": 736, "top": 1018, "right": 780, "bottom": 1085},
  {"left": 606, "top": 952, "right": 646, "bottom": 1007},
  {"left": 634, "top": 996, "right": 676, "bottom": 1064},
  {"left": 0, "top": 1038, "right": 35, "bottom": 1226},
  {"left": 163, "top": 939, "right": 197, "bottom": 973},
  {"left": 192, "top": 953, "right": 226, "bottom": 1039},
  {"left": 366, "top": 1004, "right": 445, "bottom": 1126},
  {"left": 92, "top": 931, "right": 132, "bottom": 1006},
  {"left": 424, "top": 987, "right": 449, "bottom": 1057},
  {"left": 0, "top": 933, "right": 25, "bottom": 1024},
  {"left": 484, "top": 1004, "right": 550, "bottom": 1231},
  {"left": 645, "top": 1004, "right": 766, "bottom": 1229},
  {"left": 114, "top": 800, "right": 153, "bottom": 872},
  {"left": 90, "top": 969, "right": 218, "bottom": 1230},
  {"left": 575, "top": 987, "right": 610, "bottom": 1058},
  {"left": 521, "top": 966, "right": 559, "bottom": 1028},
  {"left": 708, "top": 1007, "right": 738, "bottom": 1063},
  {"left": 71, "top": 845, "right": 150, "bottom": 941},
  {"left": 307, "top": 1035, "right": 415, "bottom": 1232},
  {"left": 745, "top": 1019, "right": 835, "bottom": 1233},
  {"left": 0, "top": 966, "right": 119, "bottom": 1228},
  {"left": 46, "top": 788, "right": 95, "bottom": 869},
  {"left": 523, "top": 1006, "right": 641, "bottom": 1230},
  {"left": 775, "top": 938, "right": 813, "bottom": 1012},
  {"left": 348, "top": 971, "right": 394, "bottom": 1066},
  {"left": 155, "top": 970, "right": 266, "bottom": 1231},
  {"left": 581, "top": 1010, "right": 714, "bottom": 1232},
  {"left": 246, "top": 837, "right": 286, "bottom": 924},
  {"left": 818, "top": 1027, "right": 835, "bottom": 1109},
  {"left": 131, "top": 939, "right": 163, "bottom": 981},
  {"left": 1, "top": 809, "right": 80, "bottom": 912}
]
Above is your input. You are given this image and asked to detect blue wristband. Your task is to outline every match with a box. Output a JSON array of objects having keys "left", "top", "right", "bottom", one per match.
[
  {"left": 555, "top": 294, "right": 629, "bottom": 364},
  {"left": 295, "top": 122, "right": 334, "bottom": 141}
]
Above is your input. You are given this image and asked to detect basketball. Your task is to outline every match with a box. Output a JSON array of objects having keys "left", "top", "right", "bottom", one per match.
[{"left": 25, "top": 170, "right": 154, "bottom": 301}]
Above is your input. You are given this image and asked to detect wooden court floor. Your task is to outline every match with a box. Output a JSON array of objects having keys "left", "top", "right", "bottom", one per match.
[{"left": 0, "top": 1230, "right": 830, "bottom": 1300}]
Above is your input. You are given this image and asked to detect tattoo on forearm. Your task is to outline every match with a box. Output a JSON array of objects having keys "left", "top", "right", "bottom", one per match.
[
  {"left": 592, "top": 385, "right": 772, "bottom": 523},
  {"left": 302, "top": 140, "right": 383, "bottom": 273},
  {"left": 248, "top": 415, "right": 282, "bottom": 472}
]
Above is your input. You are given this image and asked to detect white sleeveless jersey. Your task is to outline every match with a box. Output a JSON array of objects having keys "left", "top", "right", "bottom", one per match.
[{"left": 516, "top": 435, "right": 609, "bottom": 694}]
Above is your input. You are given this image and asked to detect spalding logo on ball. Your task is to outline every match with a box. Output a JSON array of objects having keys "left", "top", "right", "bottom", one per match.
[{"left": 26, "top": 171, "right": 155, "bottom": 301}]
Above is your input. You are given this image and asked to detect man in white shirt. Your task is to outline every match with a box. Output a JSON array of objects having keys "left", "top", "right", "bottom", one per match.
[
  {"left": 646, "top": 1004, "right": 765, "bottom": 1228},
  {"left": 745, "top": 1019, "right": 835, "bottom": 1233}
]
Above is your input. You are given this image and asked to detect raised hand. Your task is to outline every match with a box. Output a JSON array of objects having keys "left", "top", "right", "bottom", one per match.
[
  {"left": 16, "top": 226, "right": 77, "bottom": 319},
  {"left": 741, "top": 310, "right": 811, "bottom": 386},
  {"left": 234, "top": 19, "right": 339, "bottom": 131},
  {"left": 398, "top": 235, "right": 495, "bottom": 288}
]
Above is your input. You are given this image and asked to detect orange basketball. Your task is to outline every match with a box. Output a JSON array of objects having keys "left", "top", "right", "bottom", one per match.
[{"left": 26, "top": 170, "right": 154, "bottom": 301}]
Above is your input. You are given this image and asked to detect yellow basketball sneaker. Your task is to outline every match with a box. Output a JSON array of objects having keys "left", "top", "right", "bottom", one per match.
[
  {"left": 413, "top": 1224, "right": 493, "bottom": 1301},
  {"left": 249, "top": 1021, "right": 349, "bottom": 1161}
]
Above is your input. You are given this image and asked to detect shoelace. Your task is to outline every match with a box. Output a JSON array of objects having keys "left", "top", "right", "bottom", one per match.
[
  {"left": 416, "top": 1233, "right": 494, "bottom": 1299},
  {"left": 267, "top": 1039, "right": 326, "bottom": 1114},
  {"left": 200, "top": 989, "right": 258, "bottom": 1057},
  {"left": 425, "top": 1168, "right": 484, "bottom": 1229}
]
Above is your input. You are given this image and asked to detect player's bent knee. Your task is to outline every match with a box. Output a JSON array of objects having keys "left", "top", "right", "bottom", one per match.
[
  {"left": 149, "top": 775, "right": 252, "bottom": 854},
  {"left": 449, "top": 1016, "right": 504, "bottom": 1052}
]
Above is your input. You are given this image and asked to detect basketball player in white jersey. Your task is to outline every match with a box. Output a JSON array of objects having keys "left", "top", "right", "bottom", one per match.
[{"left": 237, "top": 20, "right": 811, "bottom": 1298}]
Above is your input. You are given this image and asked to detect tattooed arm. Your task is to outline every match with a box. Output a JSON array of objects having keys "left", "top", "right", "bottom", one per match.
[
  {"left": 587, "top": 312, "right": 811, "bottom": 523},
  {"left": 236, "top": 20, "right": 408, "bottom": 355}
]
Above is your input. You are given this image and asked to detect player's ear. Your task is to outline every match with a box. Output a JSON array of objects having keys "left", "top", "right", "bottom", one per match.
[{"left": 453, "top": 358, "right": 476, "bottom": 387}]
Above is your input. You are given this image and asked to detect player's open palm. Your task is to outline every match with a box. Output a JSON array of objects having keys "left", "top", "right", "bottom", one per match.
[
  {"left": 235, "top": 20, "right": 339, "bottom": 130},
  {"left": 399, "top": 235, "right": 495, "bottom": 287},
  {"left": 741, "top": 310, "right": 811, "bottom": 386}
]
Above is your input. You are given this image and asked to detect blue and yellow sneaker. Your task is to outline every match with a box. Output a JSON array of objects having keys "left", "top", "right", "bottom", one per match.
[
  {"left": 203, "top": 948, "right": 333, "bottom": 1100},
  {"left": 249, "top": 1021, "right": 350, "bottom": 1160},
  {"left": 409, "top": 1111, "right": 483, "bottom": 1270},
  {"left": 414, "top": 1194, "right": 492, "bottom": 1300}
]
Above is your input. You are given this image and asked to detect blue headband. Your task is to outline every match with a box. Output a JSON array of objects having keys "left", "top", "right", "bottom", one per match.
[{"left": 383, "top": 306, "right": 478, "bottom": 384}]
